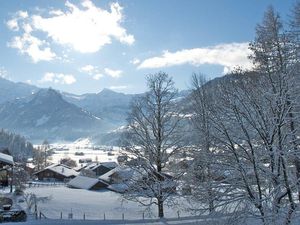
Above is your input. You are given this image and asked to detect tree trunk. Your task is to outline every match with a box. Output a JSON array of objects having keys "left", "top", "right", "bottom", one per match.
[{"left": 158, "top": 197, "right": 164, "bottom": 218}]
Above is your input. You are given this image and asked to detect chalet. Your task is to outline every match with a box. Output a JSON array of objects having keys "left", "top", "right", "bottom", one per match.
[
  {"left": 67, "top": 176, "right": 108, "bottom": 190},
  {"left": 33, "top": 164, "right": 79, "bottom": 182},
  {"left": 100, "top": 166, "right": 177, "bottom": 193},
  {"left": 84, "top": 162, "right": 118, "bottom": 176},
  {"left": 0, "top": 153, "right": 13, "bottom": 187},
  {"left": 99, "top": 166, "right": 133, "bottom": 184},
  {"left": 98, "top": 166, "right": 135, "bottom": 193},
  {"left": 145, "top": 171, "right": 177, "bottom": 193}
]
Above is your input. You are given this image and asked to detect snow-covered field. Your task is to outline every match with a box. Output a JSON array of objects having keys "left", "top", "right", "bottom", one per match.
[
  {"left": 44, "top": 139, "right": 120, "bottom": 165},
  {"left": 21, "top": 186, "right": 190, "bottom": 220},
  {"left": 27, "top": 140, "right": 192, "bottom": 221}
]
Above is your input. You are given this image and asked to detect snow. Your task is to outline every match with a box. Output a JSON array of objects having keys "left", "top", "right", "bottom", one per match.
[
  {"left": 84, "top": 163, "right": 98, "bottom": 170},
  {"left": 48, "top": 142, "right": 120, "bottom": 166},
  {"left": 0, "top": 152, "right": 13, "bottom": 165},
  {"left": 99, "top": 167, "right": 121, "bottom": 182},
  {"left": 64, "top": 94, "right": 86, "bottom": 100},
  {"left": 36, "top": 115, "right": 50, "bottom": 126},
  {"left": 49, "top": 165, "right": 79, "bottom": 177},
  {"left": 68, "top": 176, "right": 108, "bottom": 190},
  {"left": 85, "top": 162, "right": 118, "bottom": 171},
  {"left": 73, "top": 138, "right": 93, "bottom": 148},
  {"left": 111, "top": 125, "right": 129, "bottom": 133},
  {"left": 20, "top": 186, "right": 191, "bottom": 220},
  {"left": 101, "top": 162, "right": 118, "bottom": 169},
  {"left": 107, "top": 183, "right": 128, "bottom": 193},
  {"left": 8, "top": 217, "right": 256, "bottom": 225},
  {"left": 37, "top": 164, "right": 79, "bottom": 177}
]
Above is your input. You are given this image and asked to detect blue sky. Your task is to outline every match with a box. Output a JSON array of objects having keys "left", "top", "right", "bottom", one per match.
[{"left": 0, "top": 0, "right": 295, "bottom": 94}]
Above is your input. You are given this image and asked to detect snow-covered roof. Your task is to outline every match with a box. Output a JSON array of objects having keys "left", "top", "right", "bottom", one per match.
[
  {"left": 34, "top": 164, "right": 79, "bottom": 177},
  {"left": 68, "top": 176, "right": 108, "bottom": 190},
  {"left": 99, "top": 166, "right": 133, "bottom": 182},
  {"left": 101, "top": 162, "right": 118, "bottom": 169},
  {"left": 99, "top": 167, "right": 119, "bottom": 182},
  {"left": 85, "top": 162, "right": 118, "bottom": 171},
  {"left": 73, "top": 165, "right": 85, "bottom": 172},
  {"left": 84, "top": 163, "right": 97, "bottom": 170},
  {"left": 0, "top": 152, "right": 13, "bottom": 165},
  {"left": 107, "top": 183, "right": 128, "bottom": 193},
  {"left": 48, "top": 164, "right": 79, "bottom": 177}
]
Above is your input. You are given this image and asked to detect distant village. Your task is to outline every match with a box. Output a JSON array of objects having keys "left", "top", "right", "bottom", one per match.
[{"left": 0, "top": 147, "right": 177, "bottom": 195}]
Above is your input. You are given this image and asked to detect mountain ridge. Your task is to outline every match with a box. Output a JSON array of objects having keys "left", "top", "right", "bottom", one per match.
[
  {"left": 0, "top": 77, "right": 190, "bottom": 143},
  {"left": 0, "top": 88, "right": 110, "bottom": 141}
]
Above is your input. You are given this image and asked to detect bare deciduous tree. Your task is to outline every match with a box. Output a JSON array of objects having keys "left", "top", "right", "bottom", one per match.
[
  {"left": 121, "top": 72, "right": 185, "bottom": 218},
  {"left": 187, "top": 6, "right": 300, "bottom": 225},
  {"left": 187, "top": 73, "right": 220, "bottom": 214}
]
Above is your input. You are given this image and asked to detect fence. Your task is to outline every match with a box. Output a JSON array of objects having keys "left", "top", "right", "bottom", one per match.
[
  {"left": 26, "top": 182, "right": 67, "bottom": 188},
  {"left": 36, "top": 210, "right": 182, "bottom": 221},
  {"left": 33, "top": 210, "right": 250, "bottom": 225}
]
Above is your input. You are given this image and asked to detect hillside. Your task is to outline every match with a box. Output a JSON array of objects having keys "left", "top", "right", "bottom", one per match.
[{"left": 0, "top": 88, "right": 111, "bottom": 141}]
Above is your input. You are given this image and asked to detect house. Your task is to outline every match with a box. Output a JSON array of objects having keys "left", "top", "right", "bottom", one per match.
[
  {"left": 98, "top": 166, "right": 135, "bottom": 193},
  {"left": 0, "top": 153, "right": 14, "bottom": 167},
  {"left": 24, "top": 163, "right": 35, "bottom": 176},
  {"left": 144, "top": 171, "right": 177, "bottom": 193},
  {"left": 33, "top": 164, "right": 79, "bottom": 182},
  {"left": 99, "top": 166, "right": 133, "bottom": 184},
  {"left": 67, "top": 176, "right": 108, "bottom": 190},
  {"left": 102, "top": 166, "right": 176, "bottom": 193},
  {"left": 0, "top": 153, "right": 14, "bottom": 187},
  {"left": 84, "top": 162, "right": 118, "bottom": 176},
  {"left": 98, "top": 166, "right": 132, "bottom": 193}
]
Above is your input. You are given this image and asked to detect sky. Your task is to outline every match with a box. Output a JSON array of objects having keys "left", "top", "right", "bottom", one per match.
[{"left": 0, "top": 0, "right": 296, "bottom": 94}]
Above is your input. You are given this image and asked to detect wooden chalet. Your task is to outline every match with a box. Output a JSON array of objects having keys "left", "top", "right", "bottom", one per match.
[
  {"left": 0, "top": 153, "right": 14, "bottom": 187},
  {"left": 84, "top": 162, "right": 118, "bottom": 176},
  {"left": 33, "top": 164, "right": 79, "bottom": 182}
]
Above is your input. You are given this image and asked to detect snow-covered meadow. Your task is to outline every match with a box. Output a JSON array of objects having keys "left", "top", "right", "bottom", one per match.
[
  {"left": 21, "top": 186, "right": 191, "bottom": 220},
  {"left": 42, "top": 138, "right": 121, "bottom": 165}
]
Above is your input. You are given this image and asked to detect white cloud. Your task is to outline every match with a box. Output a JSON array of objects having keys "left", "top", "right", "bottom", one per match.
[
  {"left": 80, "top": 65, "right": 95, "bottom": 74},
  {"left": 138, "top": 42, "right": 253, "bottom": 73},
  {"left": 6, "top": 11, "right": 29, "bottom": 31},
  {"left": 130, "top": 58, "right": 140, "bottom": 65},
  {"left": 80, "top": 64, "right": 103, "bottom": 80},
  {"left": 7, "top": 19, "right": 19, "bottom": 31},
  {"left": 109, "top": 85, "right": 128, "bottom": 90},
  {"left": 7, "top": 10, "right": 56, "bottom": 63},
  {"left": 80, "top": 65, "right": 122, "bottom": 80},
  {"left": 93, "top": 74, "right": 104, "bottom": 80},
  {"left": 39, "top": 72, "right": 76, "bottom": 85},
  {"left": 8, "top": 33, "right": 56, "bottom": 63},
  {"left": 22, "top": 23, "right": 33, "bottom": 33},
  {"left": 30, "top": 0, "right": 134, "bottom": 53},
  {"left": 7, "top": 1, "right": 134, "bottom": 62},
  {"left": 104, "top": 68, "right": 123, "bottom": 78},
  {"left": 18, "top": 10, "right": 29, "bottom": 19}
]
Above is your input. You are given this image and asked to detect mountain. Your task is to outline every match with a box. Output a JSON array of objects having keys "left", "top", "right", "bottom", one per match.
[
  {"left": 0, "top": 77, "right": 39, "bottom": 104},
  {"left": 0, "top": 88, "right": 111, "bottom": 142},
  {"left": 0, "top": 77, "right": 191, "bottom": 143},
  {"left": 63, "top": 88, "right": 136, "bottom": 126}
]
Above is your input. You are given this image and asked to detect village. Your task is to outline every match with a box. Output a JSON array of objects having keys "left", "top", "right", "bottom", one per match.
[{"left": 0, "top": 141, "right": 184, "bottom": 223}]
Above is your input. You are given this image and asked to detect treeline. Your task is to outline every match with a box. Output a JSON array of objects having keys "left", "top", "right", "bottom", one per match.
[{"left": 0, "top": 129, "right": 33, "bottom": 162}]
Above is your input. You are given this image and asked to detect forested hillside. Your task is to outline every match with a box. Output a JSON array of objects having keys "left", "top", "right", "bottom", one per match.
[{"left": 0, "top": 129, "right": 33, "bottom": 161}]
